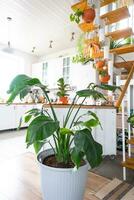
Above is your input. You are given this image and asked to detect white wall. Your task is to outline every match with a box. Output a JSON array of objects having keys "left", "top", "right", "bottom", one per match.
[
  {"left": 0, "top": 43, "right": 39, "bottom": 76},
  {"left": 39, "top": 47, "right": 76, "bottom": 61}
]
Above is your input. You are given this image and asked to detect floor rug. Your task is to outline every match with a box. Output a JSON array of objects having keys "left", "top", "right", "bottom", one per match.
[{"left": 95, "top": 178, "right": 134, "bottom": 200}]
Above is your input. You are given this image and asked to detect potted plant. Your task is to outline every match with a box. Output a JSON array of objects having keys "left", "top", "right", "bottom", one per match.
[
  {"left": 57, "top": 78, "right": 69, "bottom": 104},
  {"left": 82, "top": 7, "right": 96, "bottom": 23},
  {"left": 99, "top": 70, "right": 110, "bottom": 83},
  {"left": 95, "top": 60, "right": 105, "bottom": 71},
  {"left": 7, "top": 75, "right": 120, "bottom": 200},
  {"left": 70, "top": 6, "right": 96, "bottom": 24}
]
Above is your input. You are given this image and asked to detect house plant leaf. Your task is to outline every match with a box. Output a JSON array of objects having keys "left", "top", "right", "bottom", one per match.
[
  {"left": 73, "top": 129, "right": 102, "bottom": 168},
  {"left": 26, "top": 115, "right": 59, "bottom": 148}
]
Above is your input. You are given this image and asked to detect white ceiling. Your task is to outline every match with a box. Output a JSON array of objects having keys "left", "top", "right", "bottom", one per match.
[{"left": 0, "top": 0, "right": 80, "bottom": 56}]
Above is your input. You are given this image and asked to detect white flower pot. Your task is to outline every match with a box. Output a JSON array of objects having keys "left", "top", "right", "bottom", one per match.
[{"left": 37, "top": 149, "right": 89, "bottom": 200}]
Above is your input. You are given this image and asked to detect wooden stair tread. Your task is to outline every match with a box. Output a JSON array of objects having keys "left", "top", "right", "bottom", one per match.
[
  {"left": 114, "top": 60, "right": 134, "bottom": 71},
  {"left": 127, "top": 138, "right": 134, "bottom": 144},
  {"left": 122, "top": 158, "right": 134, "bottom": 170},
  {"left": 71, "top": 0, "right": 117, "bottom": 11},
  {"left": 100, "top": 6, "right": 130, "bottom": 25},
  {"left": 122, "top": 162, "right": 134, "bottom": 170},
  {"left": 71, "top": 0, "right": 89, "bottom": 12},
  {"left": 101, "top": 0, "right": 117, "bottom": 7},
  {"left": 79, "top": 22, "right": 98, "bottom": 32},
  {"left": 110, "top": 45, "right": 134, "bottom": 54},
  {"left": 105, "top": 28, "right": 133, "bottom": 41}
]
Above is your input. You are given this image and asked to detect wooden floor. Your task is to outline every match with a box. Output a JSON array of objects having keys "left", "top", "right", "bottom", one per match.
[{"left": 0, "top": 153, "right": 110, "bottom": 200}]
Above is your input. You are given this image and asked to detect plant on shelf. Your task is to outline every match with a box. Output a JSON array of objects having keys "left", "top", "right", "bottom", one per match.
[
  {"left": 128, "top": 114, "right": 134, "bottom": 127},
  {"left": 110, "top": 37, "right": 134, "bottom": 49},
  {"left": 70, "top": 9, "right": 83, "bottom": 24},
  {"left": 72, "top": 34, "right": 94, "bottom": 64},
  {"left": 70, "top": 6, "right": 96, "bottom": 24},
  {"left": 56, "top": 78, "right": 69, "bottom": 104},
  {"left": 7, "top": 74, "right": 120, "bottom": 200},
  {"left": 99, "top": 70, "right": 110, "bottom": 83}
]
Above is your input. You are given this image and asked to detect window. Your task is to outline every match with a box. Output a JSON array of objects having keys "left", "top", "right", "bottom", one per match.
[
  {"left": 42, "top": 62, "right": 48, "bottom": 85},
  {"left": 63, "top": 57, "right": 70, "bottom": 84},
  {"left": 0, "top": 52, "right": 24, "bottom": 100}
]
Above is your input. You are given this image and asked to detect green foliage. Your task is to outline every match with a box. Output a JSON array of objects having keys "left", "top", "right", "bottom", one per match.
[
  {"left": 7, "top": 74, "right": 47, "bottom": 104},
  {"left": 57, "top": 78, "right": 69, "bottom": 97},
  {"left": 72, "top": 54, "right": 93, "bottom": 64},
  {"left": 128, "top": 115, "right": 134, "bottom": 127},
  {"left": 110, "top": 37, "right": 134, "bottom": 50},
  {"left": 70, "top": 10, "right": 83, "bottom": 24},
  {"left": 7, "top": 75, "right": 119, "bottom": 169},
  {"left": 95, "top": 84, "right": 121, "bottom": 92},
  {"left": 72, "top": 34, "right": 93, "bottom": 65},
  {"left": 72, "top": 129, "right": 102, "bottom": 168}
]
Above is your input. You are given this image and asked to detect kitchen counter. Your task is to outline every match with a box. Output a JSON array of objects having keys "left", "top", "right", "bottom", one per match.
[
  {"left": 0, "top": 103, "right": 115, "bottom": 109},
  {"left": 43, "top": 104, "right": 115, "bottom": 109}
]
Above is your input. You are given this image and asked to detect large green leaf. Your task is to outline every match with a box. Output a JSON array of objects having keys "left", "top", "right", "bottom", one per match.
[
  {"left": 60, "top": 128, "right": 73, "bottom": 135},
  {"left": 76, "top": 89, "right": 106, "bottom": 100},
  {"left": 33, "top": 141, "right": 45, "bottom": 154},
  {"left": 7, "top": 74, "right": 47, "bottom": 104},
  {"left": 73, "top": 129, "right": 103, "bottom": 168},
  {"left": 128, "top": 115, "right": 134, "bottom": 126},
  {"left": 95, "top": 84, "right": 121, "bottom": 92},
  {"left": 71, "top": 148, "right": 84, "bottom": 168},
  {"left": 74, "top": 110, "right": 102, "bottom": 130},
  {"left": 26, "top": 115, "right": 59, "bottom": 147}
]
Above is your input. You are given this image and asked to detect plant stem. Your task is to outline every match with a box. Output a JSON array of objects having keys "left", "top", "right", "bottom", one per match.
[
  {"left": 63, "top": 95, "right": 78, "bottom": 127},
  {"left": 69, "top": 97, "right": 86, "bottom": 129},
  {"left": 42, "top": 89, "right": 57, "bottom": 121}
]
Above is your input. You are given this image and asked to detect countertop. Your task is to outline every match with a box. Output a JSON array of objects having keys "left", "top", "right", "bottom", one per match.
[{"left": 0, "top": 103, "right": 115, "bottom": 109}]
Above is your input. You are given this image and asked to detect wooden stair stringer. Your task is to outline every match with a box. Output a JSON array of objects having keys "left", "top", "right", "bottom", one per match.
[{"left": 114, "top": 63, "right": 134, "bottom": 108}]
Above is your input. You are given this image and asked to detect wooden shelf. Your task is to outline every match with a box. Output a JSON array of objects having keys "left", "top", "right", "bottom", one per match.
[
  {"left": 127, "top": 138, "right": 134, "bottom": 145},
  {"left": 105, "top": 28, "right": 133, "bottom": 41},
  {"left": 71, "top": 0, "right": 117, "bottom": 11},
  {"left": 110, "top": 44, "right": 134, "bottom": 54},
  {"left": 71, "top": 0, "right": 89, "bottom": 12},
  {"left": 79, "top": 22, "right": 98, "bottom": 32},
  {"left": 100, "top": 6, "right": 130, "bottom": 25},
  {"left": 122, "top": 158, "right": 134, "bottom": 170},
  {"left": 92, "top": 51, "right": 104, "bottom": 59},
  {"left": 101, "top": 0, "right": 117, "bottom": 7},
  {"left": 114, "top": 60, "right": 134, "bottom": 71}
]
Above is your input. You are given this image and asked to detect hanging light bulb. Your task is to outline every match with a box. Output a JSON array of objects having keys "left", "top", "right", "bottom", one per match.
[
  {"left": 7, "top": 17, "right": 12, "bottom": 48},
  {"left": 71, "top": 32, "right": 75, "bottom": 41},
  {"left": 49, "top": 40, "right": 53, "bottom": 48},
  {"left": 32, "top": 46, "right": 36, "bottom": 53}
]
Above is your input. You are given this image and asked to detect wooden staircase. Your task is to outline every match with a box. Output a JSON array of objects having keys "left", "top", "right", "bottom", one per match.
[
  {"left": 122, "top": 138, "right": 134, "bottom": 170},
  {"left": 71, "top": 0, "right": 134, "bottom": 179}
]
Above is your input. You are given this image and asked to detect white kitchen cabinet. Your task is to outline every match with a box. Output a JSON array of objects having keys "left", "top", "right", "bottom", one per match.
[
  {"left": 0, "top": 105, "right": 16, "bottom": 130},
  {"left": 0, "top": 104, "right": 41, "bottom": 131},
  {"left": 14, "top": 104, "right": 34, "bottom": 128}
]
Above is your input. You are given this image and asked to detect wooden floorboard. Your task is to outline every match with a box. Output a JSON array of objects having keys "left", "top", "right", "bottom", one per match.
[{"left": 0, "top": 153, "right": 110, "bottom": 200}]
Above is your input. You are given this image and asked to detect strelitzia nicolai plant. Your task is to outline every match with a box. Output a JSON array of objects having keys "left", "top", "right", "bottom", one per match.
[{"left": 7, "top": 75, "right": 120, "bottom": 168}]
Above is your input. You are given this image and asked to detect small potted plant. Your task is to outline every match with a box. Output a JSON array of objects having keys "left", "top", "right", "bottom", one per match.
[
  {"left": 99, "top": 70, "right": 110, "bottom": 83},
  {"left": 70, "top": 6, "right": 96, "bottom": 24},
  {"left": 57, "top": 77, "right": 69, "bottom": 104},
  {"left": 7, "top": 75, "right": 120, "bottom": 200},
  {"left": 95, "top": 60, "right": 105, "bottom": 71}
]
